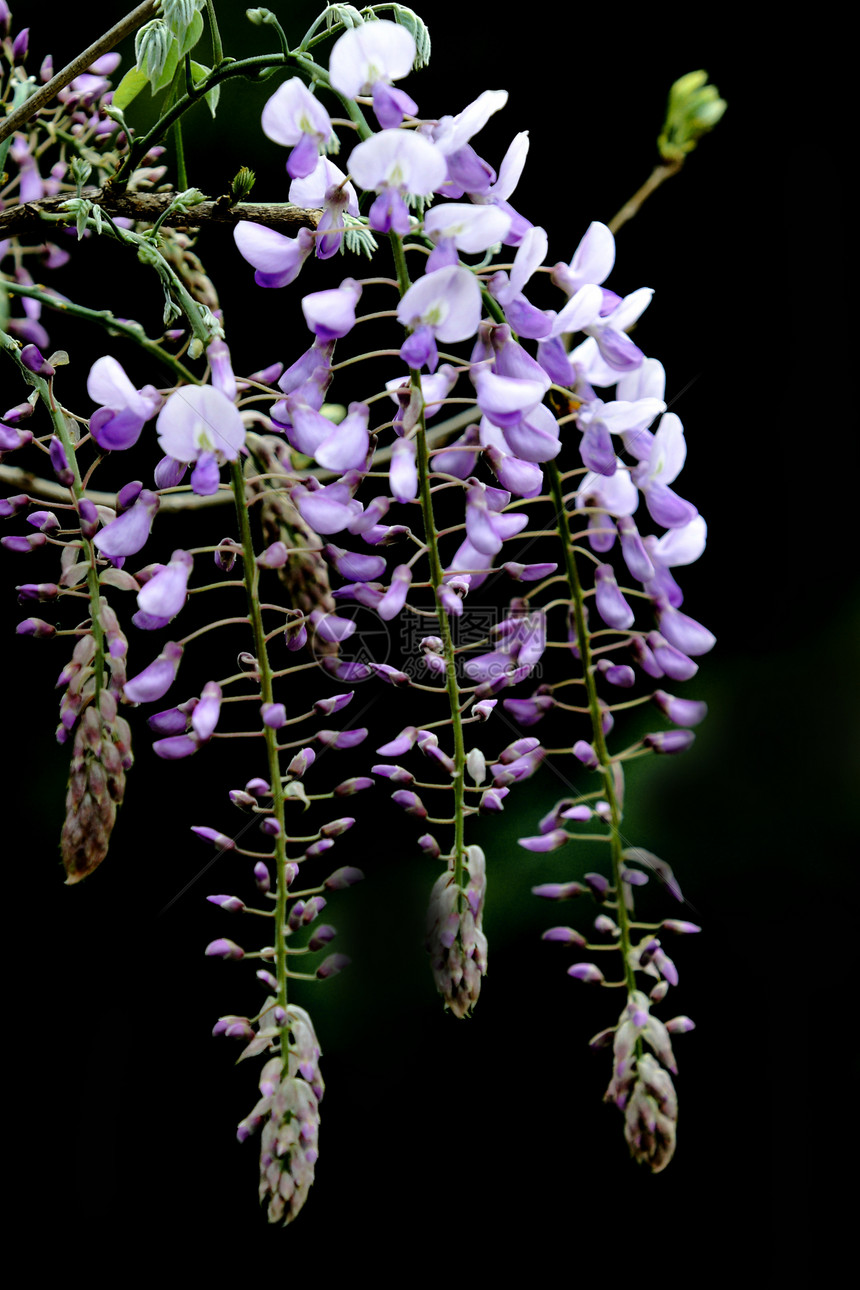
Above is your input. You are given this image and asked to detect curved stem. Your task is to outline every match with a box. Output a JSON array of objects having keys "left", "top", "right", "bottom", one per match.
[
  {"left": 2, "top": 281, "right": 197, "bottom": 382},
  {"left": 389, "top": 231, "right": 467, "bottom": 882}
]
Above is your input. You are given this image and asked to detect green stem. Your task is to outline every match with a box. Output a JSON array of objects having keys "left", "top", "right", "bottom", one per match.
[
  {"left": 547, "top": 462, "right": 636, "bottom": 992},
  {"left": 40, "top": 207, "right": 216, "bottom": 353},
  {"left": 607, "top": 159, "right": 683, "bottom": 235},
  {"left": 2, "top": 281, "right": 197, "bottom": 382},
  {"left": 389, "top": 232, "right": 467, "bottom": 882},
  {"left": 172, "top": 113, "right": 188, "bottom": 191},
  {"left": 230, "top": 461, "right": 291, "bottom": 1068},
  {"left": 112, "top": 51, "right": 290, "bottom": 186},
  {"left": 205, "top": 0, "right": 224, "bottom": 65}
]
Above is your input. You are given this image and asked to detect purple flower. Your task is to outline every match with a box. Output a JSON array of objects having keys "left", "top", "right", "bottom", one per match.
[
  {"left": 156, "top": 385, "right": 246, "bottom": 497},
  {"left": 654, "top": 598, "right": 716, "bottom": 656},
  {"left": 631, "top": 413, "right": 699, "bottom": 529},
  {"left": 87, "top": 356, "right": 161, "bottom": 451},
  {"left": 488, "top": 226, "right": 554, "bottom": 339},
  {"left": 349, "top": 130, "right": 447, "bottom": 234},
  {"left": 316, "top": 728, "right": 368, "bottom": 750},
  {"left": 503, "top": 690, "right": 554, "bottom": 726},
  {"left": 576, "top": 395, "right": 666, "bottom": 477},
  {"left": 123, "top": 641, "right": 183, "bottom": 704},
  {"left": 390, "top": 436, "right": 418, "bottom": 503},
  {"left": 0, "top": 423, "right": 33, "bottom": 452},
  {"left": 329, "top": 21, "right": 416, "bottom": 98},
  {"left": 519, "top": 830, "right": 570, "bottom": 852},
  {"left": 397, "top": 264, "right": 483, "bottom": 352},
  {"left": 289, "top": 157, "right": 359, "bottom": 259},
  {"left": 233, "top": 222, "right": 315, "bottom": 288},
  {"left": 136, "top": 549, "right": 192, "bottom": 624},
  {"left": 582, "top": 287, "right": 654, "bottom": 373},
  {"left": 291, "top": 479, "right": 361, "bottom": 534},
  {"left": 377, "top": 565, "right": 412, "bottom": 620},
  {"left": 205, "top": 938, "right": 245, "bottom": 960},
  {"left": 567, "top": 963, "right": 605, "bottom": 983},
  {"left": 192, "top": 682, "right": 223, "bottom": 740},
  {"left": 261, "top": 78, "right": 333, "bottom": 179},
  {"left": 325, "top": 545, "right": 387, "bottom": 582},
  {"left": 302, "top": 279, "right": 362, "bottom": 341},
  {"left": 152, "top": 733, "right": 201, "bottom": 760},
  {"left": 49, "top": 436, "right": 74, "bottom": 486},
  {"left": 422, "top": 89, "right": 508, "bottom": 183},
  {"left": 642, "top": 517, "right": 708, "bottom": 605},
  {"left": 424, "top": 202, "right": 511, "bottom": 270},
  {"left": 644, "top": 729, "right": 696, "bottom": 754},
  {"left": 468, "top": 130, "right": 532, "bottom": 244},
  {"left": 594, "top": 564, "right": 636, "bottom": 630},
  {"left": 313, "top": 402, "right": 370, "bottom": 472},
  {"left": 93, "top": 489, "right": 160, "bottom": 560},
  {"left": 328, "top": 21, "right": 417, "bottom": 128},
  {"left": 552, "top": 221, "right": 616, "bottom": 296},
  {"left": 653, "top": 690, "right": 708, "bottom": 728}
]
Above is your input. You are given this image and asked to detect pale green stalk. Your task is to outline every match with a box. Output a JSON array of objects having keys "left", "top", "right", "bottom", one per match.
[
  {"left": 230, "top": 460, "right": 291, "bottom": 1068},
  {"left": 389, "top": 231, "right": 467, "bottom": 883}
]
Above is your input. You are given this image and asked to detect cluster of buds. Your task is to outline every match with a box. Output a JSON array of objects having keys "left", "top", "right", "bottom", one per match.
[
  {"left": 229, "top": 1006, "right": 325, "bottom": 1224},
  {"left": 596, "top": 990, "right": 694, "bottom": 1172},
  {"left": 61, "top": 688, "right": 132, "bottom": 883},
  {"left": 259, "top": 1072, "right": 321, "bottom": 1224},
  {"left": 425, "top": 844, "right": 487, "bottom": 1017}
]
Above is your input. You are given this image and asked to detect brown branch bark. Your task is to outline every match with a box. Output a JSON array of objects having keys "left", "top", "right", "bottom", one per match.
[{"left": 0, "top": 188, "right": 321, "bottom": 237}]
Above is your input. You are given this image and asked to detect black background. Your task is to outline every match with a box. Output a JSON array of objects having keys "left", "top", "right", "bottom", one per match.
[{"left": 4, "top": 0, "right": 851, "bottom": 1271}]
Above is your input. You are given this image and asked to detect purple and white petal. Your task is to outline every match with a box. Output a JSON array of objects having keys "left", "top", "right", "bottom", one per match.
[
  {"left": 328, "top": 20, "right": 416, "bottom": 98},
  {"left": 157, "top": 385, "right": 245, "bottom": 463},
  {"left": 396, "top": 264, "right": 482, "bottom": 343}
]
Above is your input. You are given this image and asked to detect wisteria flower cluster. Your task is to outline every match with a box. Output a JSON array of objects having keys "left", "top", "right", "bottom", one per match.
[{"left": 0, "top": 1, "right": 725, "bottom": 1222}]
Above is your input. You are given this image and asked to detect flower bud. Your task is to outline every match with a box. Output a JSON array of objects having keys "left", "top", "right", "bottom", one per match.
[
  {"left": 16, "top": 616, "right": 56, "bottom": 637},
  {"left": 204, "top": 938, "right": 245, "bottom": 960}
]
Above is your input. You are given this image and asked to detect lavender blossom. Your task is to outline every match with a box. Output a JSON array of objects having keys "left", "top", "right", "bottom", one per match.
[
  {"left": 87, "top": 356, "right": 161, "bottom": 451},
  {"left": 349, "top": 130, "right": 447, "bottom": 233},
  {"left": 156, "top": 385, "right": 246, "bottom": 496},
  {"left": 234, "top": 223, "right": 316, "bottom": 289},
  {"left": 93, "top": 489, "right": 159, "bottom": 560},
  {"left": 261, "top": 78, "right": 333, "bottom": 179},
  {"left": 328, "top": 20, "right": 417, "bottom": 128}
]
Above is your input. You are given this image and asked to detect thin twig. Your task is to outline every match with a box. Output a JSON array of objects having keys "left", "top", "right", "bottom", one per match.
[
  {"left": 607, "top": 159, "right": 684, "bottom": 235},
  {"left": 0, "top": 3, "right": 160, "bottom": 144}
]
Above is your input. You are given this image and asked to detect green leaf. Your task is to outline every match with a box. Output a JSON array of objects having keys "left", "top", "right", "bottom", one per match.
[
  {"left": 114, "top": 65, "right": 152, "bottom": 111},
  {"left": 389, "top": 4, "right": 431, "bottom": 67},
  {"left": 178, "top": 8, "right": 205, "bottom": 57},
  {"left": 151, "top": 40, "right": 180, "bottom": 94},
  {"left": 190, "top": 60, "right": 221, "bottom": 117}
]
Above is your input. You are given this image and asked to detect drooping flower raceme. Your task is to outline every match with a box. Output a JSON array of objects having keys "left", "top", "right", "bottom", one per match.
[{"left": 3, "top": 6, "right": 727, "bottom": 1221}]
